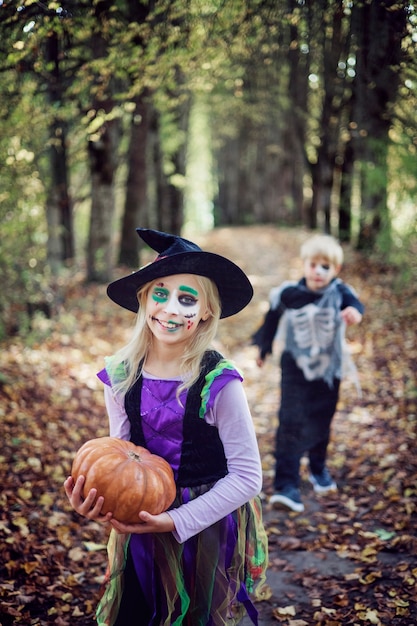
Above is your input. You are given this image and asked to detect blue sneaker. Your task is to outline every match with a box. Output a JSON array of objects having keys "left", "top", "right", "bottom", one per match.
[
  {"left": 269, "top": 487, "right": 304, "bottom": 512},
  {"left": 309, "top": 467, "right": 337, "bottom": 494}
]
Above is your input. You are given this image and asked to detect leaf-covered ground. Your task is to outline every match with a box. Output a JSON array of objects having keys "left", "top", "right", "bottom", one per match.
[{"left": 1, "top": 226, "right": 416, "bottom": 625}]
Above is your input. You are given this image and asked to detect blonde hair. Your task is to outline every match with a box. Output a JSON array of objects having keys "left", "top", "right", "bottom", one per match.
[
  {"left": 108, "top": 275, "right": 221, "bottom": 398},
  {"left": 300, "top": 234, "right": 343, "bottom": 267}
]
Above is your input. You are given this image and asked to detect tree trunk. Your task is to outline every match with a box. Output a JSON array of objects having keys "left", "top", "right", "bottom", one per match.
[
  {"left": 45, "top": 30, "right": 74, "bottom": 273},
  {"left": 350, "top": 0, "right": 407, "bottom": 251},
  {"left": 86, "top": 26, "right": 119, "bottom": 283},
  {"left": 86, "top": 114, "right": 119, "bottom": 283},
  {"left": 118, "top": 93, "right": 151, "bottom": 267},
  {"left": 286, "top": 0, "right": 309, "bottom": 227},
  {"left": 338, "top": 138, "right": 354, "bottom": 242},
  {"left": 117, "top": 0, "right": 155, "bottom": 260},
  {"left": 152, "top": 81, "right": 191, "bottom": 235},
  {"left": 215, "top": 137, "right": 241, "bottom": 225},
  {"left": 308, "top": 0, "right": 347, "bottom": 234}
]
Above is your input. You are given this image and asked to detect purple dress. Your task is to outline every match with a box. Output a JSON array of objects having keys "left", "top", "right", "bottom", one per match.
[{"left": 96, "top": 364, "right": 268, "bottom": 626}]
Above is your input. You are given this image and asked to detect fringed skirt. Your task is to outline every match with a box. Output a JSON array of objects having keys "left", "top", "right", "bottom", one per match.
[{"left": 96, "top": 486, "right": 268, "bottom": 626}]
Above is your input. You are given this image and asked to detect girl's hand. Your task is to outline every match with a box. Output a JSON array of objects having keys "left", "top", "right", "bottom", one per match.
[
  {"left": 64, "top": 475, "right": 113, "bottom": 523},
  {"left": 110, "top": 511, "right": 175, "bottom": 535},
  {"left": 341, "top": 306, "right": 362, "bottom": 326}
]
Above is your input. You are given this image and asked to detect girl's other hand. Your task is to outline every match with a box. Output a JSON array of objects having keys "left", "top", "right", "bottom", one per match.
[
  {"left": 110, "top": 511, "right": 175, "bottom": 535},
  {"left": 64, "top": 475, "right": 113, "bottom": 523}
]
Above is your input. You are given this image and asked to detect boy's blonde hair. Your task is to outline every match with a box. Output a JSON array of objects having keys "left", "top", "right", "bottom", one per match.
[
  {"left": 108, "top": 275, "right": 221, "bottom": 398},
  {"left": 300, "top": 234, "right": 343, "bottom": 267}
]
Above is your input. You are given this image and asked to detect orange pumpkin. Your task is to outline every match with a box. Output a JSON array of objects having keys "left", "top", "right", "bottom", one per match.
[{"left": 71, "top": 436, "right": 176, "bottom": 524}]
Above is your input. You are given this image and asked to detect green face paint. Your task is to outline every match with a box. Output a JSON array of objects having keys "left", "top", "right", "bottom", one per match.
[
  {"left": 146, "top": 276, "right": 205, "bottom": 339},
  {"left": 151, "top": 286, "right": 169, "bottom": 304},
  {"left": 179, "top": 285, "right": 199, "bottom": 297}
]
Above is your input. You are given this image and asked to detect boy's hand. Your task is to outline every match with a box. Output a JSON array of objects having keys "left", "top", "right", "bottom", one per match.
[
  {"left": 256, "top": 355, "right": 265, "bottom": 368},
  {"left": 341, "top": 306, "right": 362, "bottom": 326}
]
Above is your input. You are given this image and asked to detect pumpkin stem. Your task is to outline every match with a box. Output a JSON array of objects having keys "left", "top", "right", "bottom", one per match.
[{"left": 128, "top": 451, "right": 142, "bottom": 462}]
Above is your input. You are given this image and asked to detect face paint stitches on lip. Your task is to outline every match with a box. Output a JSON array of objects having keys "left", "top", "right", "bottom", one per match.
[
  {"left": 151, "top": 317, "right": 184, "bottom": 332},
  {"left": 150, "top": 317, "right": 182, "bottom": 332}
]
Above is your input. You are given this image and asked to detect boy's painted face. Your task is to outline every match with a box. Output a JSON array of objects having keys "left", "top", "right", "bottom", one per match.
[
  {"left": 304, "top": 256, "right": 340, "bottom": 292},
  {"left": 146, "top": 274, "right": 210, "bottom": 344}
]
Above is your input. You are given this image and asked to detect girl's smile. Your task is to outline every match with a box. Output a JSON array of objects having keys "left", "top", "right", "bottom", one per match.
[{"left": 153, "top": 318, "right": 184, "bottom": 332}]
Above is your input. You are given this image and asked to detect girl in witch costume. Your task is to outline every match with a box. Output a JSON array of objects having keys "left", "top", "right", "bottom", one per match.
[{"left": 64, "top": 228, "right": 268, "bottom": 626}]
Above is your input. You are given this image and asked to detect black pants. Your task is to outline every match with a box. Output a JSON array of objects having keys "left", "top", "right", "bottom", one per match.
[
  {"left": 274, "top": 352, "right": 340, "bottom": 490},
  {"left": 114, "top": 549, "right": 154, "bottom": 626}
]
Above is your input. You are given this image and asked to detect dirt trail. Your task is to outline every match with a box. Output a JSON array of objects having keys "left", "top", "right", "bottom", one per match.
[
  {"left": 197, "top": 226, "right": 417, "bottom": 625},
  {"left": 1, "top": 225, "right": 416, "bottom": 625}
]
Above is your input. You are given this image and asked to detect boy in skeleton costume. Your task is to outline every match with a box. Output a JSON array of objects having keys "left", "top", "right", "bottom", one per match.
[{"left": 253, "top": 235, "right": 364, "bottom": 513}]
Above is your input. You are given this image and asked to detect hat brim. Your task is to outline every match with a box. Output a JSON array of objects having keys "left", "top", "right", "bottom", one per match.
[{"left": 107, "top": 251, "right": 253, "bottom": 318}]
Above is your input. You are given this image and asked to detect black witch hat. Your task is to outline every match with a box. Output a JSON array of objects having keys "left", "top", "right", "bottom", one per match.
[{"left": 107, "top": 228, "right": 253, "bottom": 318}]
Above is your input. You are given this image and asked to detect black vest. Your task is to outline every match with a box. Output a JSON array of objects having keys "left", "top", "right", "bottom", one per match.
[{"left": 124, "top": 351, "right": 228, "bottom": 487}]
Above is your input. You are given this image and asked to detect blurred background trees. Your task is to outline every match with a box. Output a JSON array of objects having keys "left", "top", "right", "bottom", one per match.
[{"left": 0, "top": 0, "right": 416, "bottom": 338}]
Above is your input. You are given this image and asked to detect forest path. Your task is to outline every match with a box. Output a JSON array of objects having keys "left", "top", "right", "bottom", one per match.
[
  {"left": 194, "top": 226, "right": 417, "bottom": 625},
  {"left": 0, "top": 225, "right": 416, "bottom": 625}
]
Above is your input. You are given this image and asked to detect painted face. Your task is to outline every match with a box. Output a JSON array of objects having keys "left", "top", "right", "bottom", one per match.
[
  {"left": 304, "top": 256, "right": 339, "bottom": 292},
  {"left": 145, "top": 274, "right": 209, "bottom": 343}
]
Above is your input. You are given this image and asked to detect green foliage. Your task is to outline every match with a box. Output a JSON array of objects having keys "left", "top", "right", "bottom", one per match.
[
  {"left": 0, "top": 193, "right": 49, "bottom": 340},
  {"left": 384, "top": 118, "right": 417, "bottom": 284},
  {"left": 0, "top": 71, "right": 49, "bottom": 339},
  {"left": 0, "top": 0, "right": 416, "bottom": 339},
  {"left": 390, "top": 223, "right": 417, "bottom": 288}
]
